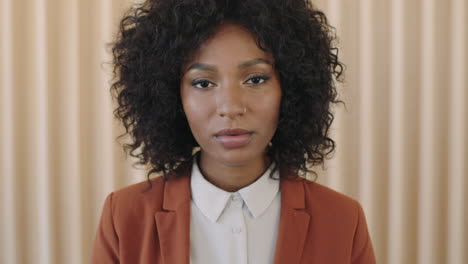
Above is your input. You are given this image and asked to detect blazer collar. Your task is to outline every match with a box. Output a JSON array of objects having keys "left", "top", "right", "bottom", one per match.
[
  {"left": 273, "top": 167, "right": 310, "bottom": 264},
  {"left": 161, "top": 162, "right": 192, "bottom": 211},
  {"left": 154, "top": 162, "right": 192, "bottom": 264},
  {"left": 154, "top": 160, "right": 310, "bottom": 264}
]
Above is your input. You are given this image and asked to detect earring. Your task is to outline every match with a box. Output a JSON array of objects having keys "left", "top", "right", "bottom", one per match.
[
  {"left": 268, "top": 142, "right": 273, "bottom": 147},
  {"left": 243, "top": 107, "right": 247, "bottom": 114}
]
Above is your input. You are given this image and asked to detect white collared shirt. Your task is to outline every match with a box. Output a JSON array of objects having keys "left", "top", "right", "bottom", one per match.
[{"left": 189, "top": 156, "right": 281, "bottom": 264}]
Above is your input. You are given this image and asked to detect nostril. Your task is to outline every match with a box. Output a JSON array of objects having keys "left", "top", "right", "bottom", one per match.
[{"left": 217, "top": 105, "right": 246, "bottom": 118}]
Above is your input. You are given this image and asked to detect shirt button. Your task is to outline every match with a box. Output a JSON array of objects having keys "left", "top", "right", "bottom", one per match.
[{"left": 231, "top": 227, "right": 242, "bottom": 234}]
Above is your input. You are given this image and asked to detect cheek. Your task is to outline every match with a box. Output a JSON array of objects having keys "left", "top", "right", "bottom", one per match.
[
  {"left": 248, "top": 94, "right": 281, "bottom": 140},
  {"left": 259, "top": 91, "right": 282, "bottom": 125},
  {"left": 267, "top": 100, "right": 281, "bottom": 129},
  {"left": 181, "top": 91, "right": 211, "bottom": 133},
  {"left": 183, "top": 101, "right": 201, "bottom": 128}
]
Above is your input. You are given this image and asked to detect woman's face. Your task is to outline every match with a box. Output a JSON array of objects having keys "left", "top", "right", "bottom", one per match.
[{"left": 180, "top": 21, "right": 282, "bottom": 166}]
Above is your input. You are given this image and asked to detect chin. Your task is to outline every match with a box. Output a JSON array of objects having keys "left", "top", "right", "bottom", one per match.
[{"left": 217, "top": 148, "right": 265, "bottom": 167}]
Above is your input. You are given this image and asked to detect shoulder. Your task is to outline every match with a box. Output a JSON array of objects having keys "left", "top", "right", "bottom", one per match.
[
  {"left": 294, "top": 177, "right": 363, "bottom": 223},
  {"left": 301, "top": 179, "right": 376, "bottom": 262},
  {"left": 297, "top": 178, "right": 376, "bottom": 260},
  {"left": 288, "top": 178, "right": 376, "bottom": 262},
  {"left": 303, "top": 178, "right": 358, "bottom": 206},
  {"left": 112, "top": 176, "right": 165, "bottom": 202},
  {"left": 103, "top": 176, "right": 167, "bottom": 223},
  {"left": 102, "top": 162, "right": 192, "bottom": 222}
]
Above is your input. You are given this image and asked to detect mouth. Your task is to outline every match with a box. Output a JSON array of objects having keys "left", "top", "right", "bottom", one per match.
[
  {"left": 214, "top": 128, "right": 254, "bottom": 148},
  {"left": 215, "top": 128, "right": 254, "bottom": 136}
]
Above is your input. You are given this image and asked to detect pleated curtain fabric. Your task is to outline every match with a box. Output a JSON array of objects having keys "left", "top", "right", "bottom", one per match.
[{"left": 0, "top": 0, "right": 466, "bottom": 263}]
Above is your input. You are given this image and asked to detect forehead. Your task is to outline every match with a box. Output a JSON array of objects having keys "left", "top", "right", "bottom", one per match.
[{"left": 187, "top": 22, "right": 274, "bottom": 65}]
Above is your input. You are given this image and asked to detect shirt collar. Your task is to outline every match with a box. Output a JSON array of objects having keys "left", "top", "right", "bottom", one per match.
[{"left": 190, "top": 155, "right": 280, "bottom": 222}]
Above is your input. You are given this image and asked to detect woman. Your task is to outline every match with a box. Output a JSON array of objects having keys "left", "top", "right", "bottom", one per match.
[{"left": 92, "top": 0, "right": 376, "bottom": 263}]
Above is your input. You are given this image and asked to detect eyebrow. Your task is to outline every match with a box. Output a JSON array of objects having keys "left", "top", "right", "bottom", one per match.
[{"left": 184, "top": 58, "right": 273, "bottom": 74}]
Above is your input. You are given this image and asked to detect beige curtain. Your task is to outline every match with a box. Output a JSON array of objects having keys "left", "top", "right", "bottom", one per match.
[{"left": 0, "top": 0, "right": 466, "bottom": 263}]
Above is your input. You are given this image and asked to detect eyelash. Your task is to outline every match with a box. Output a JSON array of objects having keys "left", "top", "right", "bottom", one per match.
[{"left": 191, "top": 75, "right": 271, "bottom": 89}]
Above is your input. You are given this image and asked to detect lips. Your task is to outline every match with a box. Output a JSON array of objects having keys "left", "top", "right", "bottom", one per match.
[
  {"left": 215, "top": 128, "right": 253, "bottom": 148},
  {"left": 215, "top": 128, "right": 253, "bottom": 136}
]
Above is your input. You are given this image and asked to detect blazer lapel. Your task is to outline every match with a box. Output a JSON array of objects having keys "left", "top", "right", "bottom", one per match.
[
  {"left": 154, "top": 162, "right": 192, "bottom": 264},
  {"left": 153, "top": 161, "right": 310, "bottom": 264},
  {"left": 273, "top": 167, "right": 311, "bottom": 264}
]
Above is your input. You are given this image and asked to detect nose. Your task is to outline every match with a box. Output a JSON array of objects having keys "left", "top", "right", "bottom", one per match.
[{"left": 216, "top": 82, "right": 246, "bottom": 119}]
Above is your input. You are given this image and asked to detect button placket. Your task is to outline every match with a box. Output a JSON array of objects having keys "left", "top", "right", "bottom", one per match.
[
  {"left": 229, "top": 193, "right": 245, "bottom": 235},
  {"left": 222, "top": 192, "right": 248, "bottom": 263}
]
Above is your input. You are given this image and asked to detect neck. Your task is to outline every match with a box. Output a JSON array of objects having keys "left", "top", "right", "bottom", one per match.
[{"left": 197, "top": 150, "right": 272, "bottom": 192}]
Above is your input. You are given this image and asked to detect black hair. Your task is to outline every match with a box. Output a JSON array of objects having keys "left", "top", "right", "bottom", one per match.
[{"left": 109, "top": 0, "right": 345, "bottom": 185}]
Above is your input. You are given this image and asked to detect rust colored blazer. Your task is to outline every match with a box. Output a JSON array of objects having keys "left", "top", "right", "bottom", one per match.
[{"left": 91, "top": 162, "right": 376, "bottom": 264}]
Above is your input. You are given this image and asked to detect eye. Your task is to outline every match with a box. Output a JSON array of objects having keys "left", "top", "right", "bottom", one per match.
[
  {"left": 246, "top": 75, "right": 270, "bottom": 85},
  {"left": 191, "top": 79, "right": 214, "bottom": 89}
]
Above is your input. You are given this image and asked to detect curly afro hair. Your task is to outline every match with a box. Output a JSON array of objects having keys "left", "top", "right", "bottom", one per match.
[{"left": 110, "top": 0, "right": 345, "bottom": 183}]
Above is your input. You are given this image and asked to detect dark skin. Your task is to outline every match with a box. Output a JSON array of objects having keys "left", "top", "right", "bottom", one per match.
[{"left": 180, "top": 21, "right": 282, "bottom": 192}]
